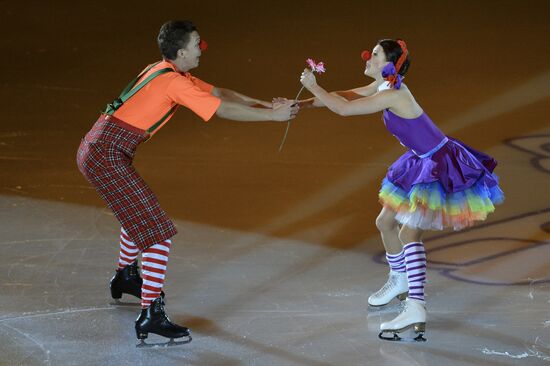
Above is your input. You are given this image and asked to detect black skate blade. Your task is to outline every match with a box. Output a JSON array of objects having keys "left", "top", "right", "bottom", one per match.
[
  {"left": 378, "top": 331, "right": 402, "bottom": 341},
  {"left": 137, "top": 335, "right": 192, "bottom": 348},
  {"left": 378, "top": 330, "right": 426, "bottom": 343}
]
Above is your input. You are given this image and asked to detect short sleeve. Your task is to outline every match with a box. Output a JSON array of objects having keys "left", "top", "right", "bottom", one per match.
[
  {"left": 190, "top": 76, "right": 215, "bottom": 93},
  {"left": 166, "top": 76, "right": 221, "bottom": 122}
]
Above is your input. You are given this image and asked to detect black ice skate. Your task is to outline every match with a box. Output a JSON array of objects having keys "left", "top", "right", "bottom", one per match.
[
  {"left": 135, "top": 297, "right": 192, "bottom": 347},
  {"left": 110, "top": 261, "right": 164, "bottom": 303}
]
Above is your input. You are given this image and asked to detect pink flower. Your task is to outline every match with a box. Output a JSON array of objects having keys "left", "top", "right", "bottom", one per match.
[
  {"left": 306, "top": 58, "right": 326, "bottom": 74},
  {"left": 315, "top": 62, "right": 326, "bottom": 73}
]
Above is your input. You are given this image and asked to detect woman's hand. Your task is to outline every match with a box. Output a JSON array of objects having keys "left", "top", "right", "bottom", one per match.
[
  {"left": 272, "top": 97, "right": 291, "bottom": 108},
  {"left": 300, "top": 68, "right": 317, "bottom": 90}
]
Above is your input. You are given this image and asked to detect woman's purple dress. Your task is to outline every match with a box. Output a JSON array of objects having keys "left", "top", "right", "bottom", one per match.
[{"left": 379, "top": 109, "right": 504, "bottom": 230}]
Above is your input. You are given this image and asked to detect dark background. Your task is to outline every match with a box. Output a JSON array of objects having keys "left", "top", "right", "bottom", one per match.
[{"left": 1, "top": 0, "right": 549, "bottom": 248}]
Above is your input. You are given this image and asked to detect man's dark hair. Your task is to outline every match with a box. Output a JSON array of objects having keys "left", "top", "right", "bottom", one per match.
[{"left": 157, "top": 20, "right": 197, "bottom": 60}]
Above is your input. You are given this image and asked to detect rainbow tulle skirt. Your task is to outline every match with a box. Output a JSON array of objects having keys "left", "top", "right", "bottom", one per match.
[{"left": 379, "top": 137, "right": 504, "bottom": 231}]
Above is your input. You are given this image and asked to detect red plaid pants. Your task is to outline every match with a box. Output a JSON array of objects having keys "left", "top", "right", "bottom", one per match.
[{"left": 77, "top": 114, "right": 177, "bottom": 250}]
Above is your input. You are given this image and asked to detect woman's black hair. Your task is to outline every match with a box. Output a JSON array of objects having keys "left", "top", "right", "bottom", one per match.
[{"left": 378, "top": 39, "right": 410, "bottom": 76}]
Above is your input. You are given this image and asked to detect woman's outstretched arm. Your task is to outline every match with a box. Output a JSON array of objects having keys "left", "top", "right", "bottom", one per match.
[
  {"left": 300, "top": 69, "right": 398, "bottom": 116},
  {"left": 298, "top": 81, "right": 379, "bottom": 108}
]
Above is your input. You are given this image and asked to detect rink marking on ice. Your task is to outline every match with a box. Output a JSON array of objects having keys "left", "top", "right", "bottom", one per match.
[
  {"left": 504, "top": 135, "right": 550, "bottom": 174},
  {"left": 1, "top": 323, "right": 51, "bottom": 365},
  {"left": 527, "top": 277, "right": 548, "bottom": 300},
  {"left": 481, "top": 348, "right": 529, "bottom": 359},
  {"left": 481, "top": 346, "right": 550, "bottom": 362},
  {"left": 482, "top": 337, "right": 550, "bottom": 363},
  {"left": 0, "top": 238, "right": 111, "bottom": 246},
  {"left": 0, "top": 306, "right": 116, "bottom": 323},
  {"left": 528, "top": 279, "right": 535, "bottom": 299}
]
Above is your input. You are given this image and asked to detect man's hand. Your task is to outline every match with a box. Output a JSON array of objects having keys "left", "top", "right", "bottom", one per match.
[{"left": 272, "top": 100, "right": 299, "bottom": 121}]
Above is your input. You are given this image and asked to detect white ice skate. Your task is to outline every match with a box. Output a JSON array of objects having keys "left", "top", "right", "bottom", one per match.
[
  {"left": 379, "top": 298, "right": 426, "bottom": 342},
  {"left": 368, "top": 270, "right": 408, "bottom": 307}
]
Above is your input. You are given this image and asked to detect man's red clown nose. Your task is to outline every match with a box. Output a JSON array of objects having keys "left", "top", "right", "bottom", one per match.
[
  {"left": 361, "top": 50, "right": 371, "bottom": 61},
  {"left": 199, "top": 40, "right": 208, "bottom": 51}
]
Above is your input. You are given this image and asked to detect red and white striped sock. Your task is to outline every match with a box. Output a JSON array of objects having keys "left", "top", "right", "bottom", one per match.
[
  {"left": 117, "top": 228, "right": 139, "bottom": 270},
  {"left": 141, "top": 239, "right": 171, "bottom": 308}
]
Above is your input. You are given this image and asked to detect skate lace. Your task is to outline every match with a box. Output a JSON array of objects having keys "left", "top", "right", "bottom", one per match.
[
  {"left": 153, "top": 299, "right": 171, "bottom": 322},
  {"left": 129, "top": 263, "right": 139, "bottom": 277},
  {"left": 374, "top": 273, "right": 398, "bottom": 297}
]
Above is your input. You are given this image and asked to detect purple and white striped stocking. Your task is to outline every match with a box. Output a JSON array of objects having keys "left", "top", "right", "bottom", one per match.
[
  {"left": 404, "top": 242, "right": 427, "bottom": 301},
  {"left": 386, "top": 250, "right": 406, "bottom": 273}
]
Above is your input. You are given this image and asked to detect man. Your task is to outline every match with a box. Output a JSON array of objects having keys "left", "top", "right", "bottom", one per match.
[{"left": 76, "top": 20, "right": 297, "bottom": 343}]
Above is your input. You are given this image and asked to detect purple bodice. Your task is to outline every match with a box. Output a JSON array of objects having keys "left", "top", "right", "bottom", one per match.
[
  {"left": 381, "top": 108, "right": 498, "bottom": 193},
  {"left": 383, "top": 109, "right": 446, "bottom": 157}
]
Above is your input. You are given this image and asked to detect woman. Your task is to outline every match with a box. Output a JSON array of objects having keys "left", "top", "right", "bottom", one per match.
[{"left": 298, "top": 39, "right": 504, "bottom": 341}]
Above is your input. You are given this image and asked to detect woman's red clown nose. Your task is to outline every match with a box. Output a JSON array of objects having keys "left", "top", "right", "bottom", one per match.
[{"left": 361, "top": 50, "right": 371, "bottom": 61}]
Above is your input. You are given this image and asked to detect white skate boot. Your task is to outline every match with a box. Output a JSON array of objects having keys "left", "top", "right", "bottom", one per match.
[
  {"left": 368, "top": 270, "right": 408, "bottom": 307},
  {"left": 379, "top": 298, "right": 426, "bottom": 342}
]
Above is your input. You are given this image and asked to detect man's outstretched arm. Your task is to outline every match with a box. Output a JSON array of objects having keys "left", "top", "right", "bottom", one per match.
[
  {"left": 212, "top": 87, "right": 272, "bottom": 108},
  {"left": 215, "top": 100, "right": 297, "bottom": 122}
]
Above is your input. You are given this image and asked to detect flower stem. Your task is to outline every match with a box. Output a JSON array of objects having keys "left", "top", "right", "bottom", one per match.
[
  {"left": 293, "top": 85, "right": 305, "bottom": 102},
  {"left": 278, "top": 86, "right": 306, "bottom": 152}
]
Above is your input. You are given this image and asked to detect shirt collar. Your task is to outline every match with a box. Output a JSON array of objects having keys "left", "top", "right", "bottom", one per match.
[{"left": 162, "top": 59, "right": 190, "bottom": 77}]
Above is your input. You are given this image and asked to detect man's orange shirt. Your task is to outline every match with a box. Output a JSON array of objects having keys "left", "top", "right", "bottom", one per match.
[{"left": 113, "top": 60, "right": 221, "bottom": 135}]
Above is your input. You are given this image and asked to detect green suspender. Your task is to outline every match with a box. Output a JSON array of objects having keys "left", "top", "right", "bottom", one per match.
[
  {"left": 146, "top": 104, "right": 179, "bottom": 133},
  {"left": 103, "top": 61, "right": 179, "bottom": 135}
]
